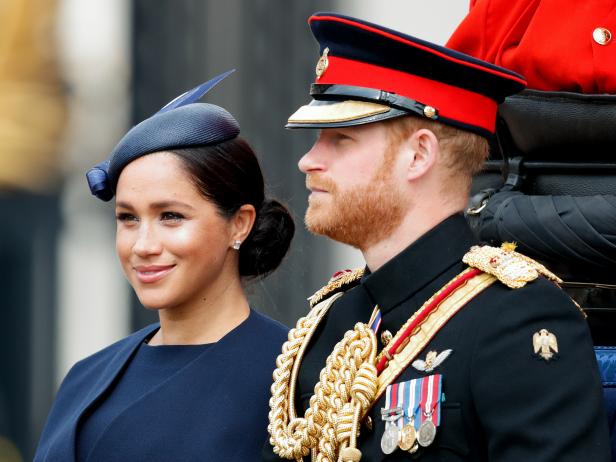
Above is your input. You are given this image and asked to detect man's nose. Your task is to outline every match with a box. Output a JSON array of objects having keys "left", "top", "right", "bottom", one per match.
[{"left": 298, "top": 139, "right": 326, "bottom": 174}]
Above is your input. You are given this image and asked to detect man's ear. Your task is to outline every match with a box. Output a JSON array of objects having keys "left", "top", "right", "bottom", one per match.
[{"left": 405, "top": 128, "right": 440, "bottom": 181}]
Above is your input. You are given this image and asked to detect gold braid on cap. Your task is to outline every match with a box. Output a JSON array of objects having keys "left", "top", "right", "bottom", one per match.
[{"left": 268, "top": 291, "right": 378, "bottom": 462}]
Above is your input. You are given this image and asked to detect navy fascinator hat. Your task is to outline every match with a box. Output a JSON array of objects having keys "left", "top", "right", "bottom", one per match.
[{"left": 86, "top": 70, "right": 239, "bottom": 201}]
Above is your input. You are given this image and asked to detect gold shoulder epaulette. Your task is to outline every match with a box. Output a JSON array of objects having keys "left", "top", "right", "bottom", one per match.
[
  {"left": 462, "top": 242, "right": 562, "bottom": 289},
  {"left": 308, "top": 268, "right": 365, "bottom": 307}
]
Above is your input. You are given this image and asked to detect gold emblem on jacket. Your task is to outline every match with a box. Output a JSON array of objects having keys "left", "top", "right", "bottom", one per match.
[{"left": 533, "top": 328, "right": 558, "bottom": 361}]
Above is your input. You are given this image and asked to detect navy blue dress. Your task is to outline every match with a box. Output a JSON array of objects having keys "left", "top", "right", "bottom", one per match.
[{"left": 34, "top": 309, "right": 288, "bottom": 462}]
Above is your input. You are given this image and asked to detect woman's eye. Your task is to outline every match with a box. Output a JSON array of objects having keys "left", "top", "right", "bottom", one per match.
[
  {"left": 161, "top": 211, "right": 184, "bottom": 222},
  {"left": 116, "top": 212, "right": 137, "bottom": 222}
]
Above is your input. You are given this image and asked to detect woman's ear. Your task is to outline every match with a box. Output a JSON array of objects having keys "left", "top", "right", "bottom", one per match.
[
  {"left": 230, "top": 204, "right": 257, "bottom": 245},
  {"left": 405, "top": 128, "right": 440, "bottom": 181}
]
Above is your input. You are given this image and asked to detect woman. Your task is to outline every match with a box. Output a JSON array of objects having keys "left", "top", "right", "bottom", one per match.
[{"left": 34, "top": 72, "right": 294, "bottom": 461}]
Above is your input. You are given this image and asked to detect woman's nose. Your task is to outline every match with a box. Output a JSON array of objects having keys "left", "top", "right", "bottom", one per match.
[{"left": 132, "top": 223, "right": 162, "bottom": 257}]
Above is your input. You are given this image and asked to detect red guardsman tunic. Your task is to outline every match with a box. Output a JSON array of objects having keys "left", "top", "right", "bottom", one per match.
[{"left": 447, "top": 0, "right": 616, "bottom": 93}]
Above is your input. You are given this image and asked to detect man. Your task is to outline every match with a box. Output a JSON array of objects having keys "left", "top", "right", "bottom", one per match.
[{"left": 264, "top": 12, "right": 611, "bottom": 462}]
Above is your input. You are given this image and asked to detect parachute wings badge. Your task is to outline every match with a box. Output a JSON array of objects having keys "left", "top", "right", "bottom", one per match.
[
  {"left": 533, "top": 329, "right": 559, "bottom": 361},
  {"left": 412, "top": 349, "right": 452, "bottom": 373}
]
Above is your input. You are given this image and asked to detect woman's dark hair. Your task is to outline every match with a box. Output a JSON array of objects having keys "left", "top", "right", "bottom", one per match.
[{"left": 170, "top": 138, "right": 294, "bottom": 278}]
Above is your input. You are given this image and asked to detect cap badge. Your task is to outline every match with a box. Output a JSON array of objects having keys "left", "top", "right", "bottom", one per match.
[
  {"left": 315, "top": 47, "right": 329, "bottom": 80},
  {"left": 412, "top": 349, "right": 452, "bottom": 373},
  {"left": 533, "top": 329, "right": 559, "bottom": 361}
]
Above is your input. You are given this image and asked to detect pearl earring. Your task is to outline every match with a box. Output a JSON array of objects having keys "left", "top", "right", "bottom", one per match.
[{"left": 232, "top": 240, "right": 241, "bottom": 250}]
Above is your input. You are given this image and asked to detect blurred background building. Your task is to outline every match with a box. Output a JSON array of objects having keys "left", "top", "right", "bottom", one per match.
[{"left": 0, "top": 1, "right": 468, "bottom": 460}]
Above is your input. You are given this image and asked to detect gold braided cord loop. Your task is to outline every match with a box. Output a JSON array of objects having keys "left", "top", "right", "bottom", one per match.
[
  {"left": 268, "top": 296, "right": 339, "bottom": 460},
  {"left": 268, "top": 313, "right": 378, "bottom": 462}
]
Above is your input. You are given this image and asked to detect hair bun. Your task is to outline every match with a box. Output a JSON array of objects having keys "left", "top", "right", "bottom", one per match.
[{"left": 239, "top": 199, "right": 295, "bottom": 278}]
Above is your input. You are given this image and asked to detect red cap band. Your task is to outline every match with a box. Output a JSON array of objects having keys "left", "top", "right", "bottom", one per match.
[{"left": 317, "top": 55, "right": 498, "bottom": 134}]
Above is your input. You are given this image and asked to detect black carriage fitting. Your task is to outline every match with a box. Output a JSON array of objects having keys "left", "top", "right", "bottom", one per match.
[
  {"left": 470, "top": 90, "right": 616, "bottom": 286},
  {"left": 498, "top": 90, "right": 616, "bottom": 157},
  {"left": 470, "top": 191, "right": 616, "bottom": 284}
]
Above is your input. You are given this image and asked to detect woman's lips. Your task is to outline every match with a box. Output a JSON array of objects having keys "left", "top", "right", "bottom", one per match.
[{"left": 133, "top": 265, "right": 175, "bottom": 284}]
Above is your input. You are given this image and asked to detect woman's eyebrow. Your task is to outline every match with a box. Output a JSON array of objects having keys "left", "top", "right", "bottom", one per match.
[
  {"left": 115, "top": 200, "right": 196, "bottom": 211},
  {"left": 115, "top": 201, "right": 134, "bottom": 210}
]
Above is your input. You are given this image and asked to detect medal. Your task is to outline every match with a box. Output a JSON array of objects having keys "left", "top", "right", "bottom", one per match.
[
  {"left": 399, "top": 379, "right": 418, "bottom": 451},
  {"left": 416, "top": 373, "right": 442, "bottom": 447},
  {"left": 398, "top": 423, "right": 417, "bottom": 451},
  {"left": 380, "top": 422, "right": 401, "bottom": 454},
  {"left": 381, "top": 375, "right": 443, "bottom": 454},
  {"left": 381, "top": 383, "right": 404, "bottom": 455},
  {"left": 417, "top": 419, "right": 437, "bottom": 447}
]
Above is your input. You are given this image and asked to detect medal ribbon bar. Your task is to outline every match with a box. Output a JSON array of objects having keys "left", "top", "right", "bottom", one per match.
[{"left": 420, "top": 374, "right": 442, "bottom": 426}]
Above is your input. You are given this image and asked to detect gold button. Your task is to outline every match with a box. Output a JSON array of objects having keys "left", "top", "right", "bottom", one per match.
[
  {"left": 380, "top": 330, "right": 393, "bottom": 346},
  {"left": 593, "top": 27, "right": 612, "bottom": 45},
  {"left": 423, "top": 105, "right": 437, "bottom": 119},
  {"left": 364, "top": 416, "right": 373, "bottom": 430}
]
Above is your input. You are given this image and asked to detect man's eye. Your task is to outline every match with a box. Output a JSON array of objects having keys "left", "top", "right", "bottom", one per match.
[
  {"left": 161, "top": 211, "right": 184, "bottom": 222},
  {"left": 116, "top": 213, "right": 137, "bottom": 222},
  {"left": 332, "top": 134, "right": 352, "bottom": 143}
]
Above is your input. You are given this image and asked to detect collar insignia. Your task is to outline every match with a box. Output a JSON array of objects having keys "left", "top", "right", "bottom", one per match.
[
  {"left": 308, "top": 267, "right": 364, "bottom": 307},
  {"left": 412, "top": 349, "right": 452, "bottom": 373},
  {"left": 315, "top": 47, "right": 329, "bottom": 80},
  {"left": 533, "top": 329, "right": 559, "bottom": 361}
]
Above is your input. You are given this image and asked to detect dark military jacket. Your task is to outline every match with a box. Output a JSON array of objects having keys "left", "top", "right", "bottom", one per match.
[{"left": 263, "top": 214, "right": 611, "bottom": 462}]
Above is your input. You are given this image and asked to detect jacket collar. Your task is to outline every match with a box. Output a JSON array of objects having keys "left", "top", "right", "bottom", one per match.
[
  {"left": 51, "top": 324, "right": 159, "bottom": 462},
  {"left": 362, "top": 214, "right": 476, "bottom": 314}
]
